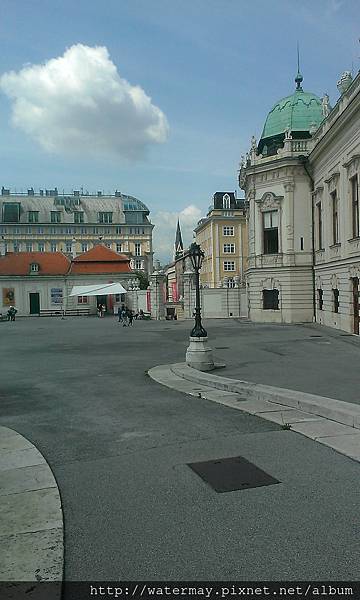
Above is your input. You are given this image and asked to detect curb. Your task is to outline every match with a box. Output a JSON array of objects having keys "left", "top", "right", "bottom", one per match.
[
  {"left": 171, "top": 363, "right": 360, "bottom": 429},
  {"left": 0, "top": 426, "right": 63, "bottom": 592},
  {"left": 149, "top": 364, "right": 360, "bottom": 463}
]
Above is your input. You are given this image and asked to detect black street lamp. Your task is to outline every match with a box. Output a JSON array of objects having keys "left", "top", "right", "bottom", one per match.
[{"left": 188, "top": 242, "right": 207, "bottom": 337}]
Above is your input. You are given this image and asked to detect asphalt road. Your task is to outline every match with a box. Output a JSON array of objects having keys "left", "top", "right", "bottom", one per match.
[{"left": 1, "top": 317, "right": 359, "bottom": 584}]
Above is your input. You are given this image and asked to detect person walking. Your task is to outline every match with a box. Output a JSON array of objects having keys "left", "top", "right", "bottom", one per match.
[
  {"left": 117, "top": 305, "right": 123, "bottom": 323},
  {"left": 128, "top": 309, "right": 134, "bottom": 327},
  {"left": 121, "top": 307, "right": 128, "bottom": 327},
  {"left": 100, "top": 304, "right": 106, "bottom": 318}
]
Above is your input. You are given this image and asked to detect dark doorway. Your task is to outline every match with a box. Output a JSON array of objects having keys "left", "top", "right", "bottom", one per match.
[
  {"left": 352, "top": 277, "right": 359, "bottom": 335},
  {"left": 96, "top": 295, "right": 108, "bottom": 313},
  {"left": 29, "top": 292, "right": 40, "bottom": 315}
]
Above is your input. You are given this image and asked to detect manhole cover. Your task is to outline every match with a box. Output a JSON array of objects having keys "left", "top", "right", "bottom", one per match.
[{"left": 188, "top": 456, "right": 280, "bottom": 493}]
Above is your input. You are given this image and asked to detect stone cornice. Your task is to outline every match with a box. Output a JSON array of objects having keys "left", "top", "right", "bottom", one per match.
[{"left": 342, "top": 154, "right": 360, "bottom": 169}]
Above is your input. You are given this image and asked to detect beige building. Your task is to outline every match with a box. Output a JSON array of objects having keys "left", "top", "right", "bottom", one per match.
[
  {"left": 240, "top": 67, "right": 360, "bottom": 334},
  {"left": 0, "top": 188, "right": 154, "bottom": 275},
  {"left": 194, "top": 192, "right": 248, "bottom": 288}
]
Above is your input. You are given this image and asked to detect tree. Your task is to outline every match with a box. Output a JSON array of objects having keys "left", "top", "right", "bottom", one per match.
[{"left": 133, "top": 270, "right": 149, "bottom": 289}]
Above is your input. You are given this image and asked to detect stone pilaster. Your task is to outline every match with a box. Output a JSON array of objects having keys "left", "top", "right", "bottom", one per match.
[{"left": 149, "top": 272, "right": 166, "bottom": 320}]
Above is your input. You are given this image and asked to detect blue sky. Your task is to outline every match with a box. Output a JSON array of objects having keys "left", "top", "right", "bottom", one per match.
[{"left": 0, "top": 0, "right": 359, "bottom": 261}]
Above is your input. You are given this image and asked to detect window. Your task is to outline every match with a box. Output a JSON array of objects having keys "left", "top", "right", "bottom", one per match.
[
  {"left": 135, "top": 242, "right": 141, "bottom": 256},
  {"left": 80, "top": 227, "right": 87, "bottom": 234},
  {"left": 3, "top": 203, "right": 20, "bottom": 223},
  {"left": 223, "top": 261, "right": 235, "bottom": 271},
  {"left": 51, "top": 211, "right": 61, "bottom": 223},
  {"left": 317, "top": 202, "right": 323, "bottom": 249},
  {"left": 318, "top": 289, "right": 324, "bottom": 311},
  {"left": 331, "top": 191, "right": 339, "bottom": 244},
  {"left": 37, "top": 227, "right": 44, "bottom": 234},
  {"left": 263, "top": 289, "right": 279, "bottom": 310},
  {"left": 351, "top": 175, "right": 359, "bottom": 238},
  {"left": 30, "top": 263, "right": 39, "bottom": 272},
  {"left": 26, "top": 227, "right": 32, "bottom": 234},
  {"left": 226, "top": 278, "right": 236, "bottom": 288},
  {"left": 116, "top": 243, "right": 122, "bottom": 253},
  {"left": 28, "top": 211, "right": 39, "bottom": 223},
  {"left": 222, "top": 193, "right": 231, "bottom": 209},
  {"left": 26, "top": 242, "right": 33, "bottom": 252},
  {"left": 13, "top": 241, "right": 20, "bottom": 252},
  {"left": 74, "top": 212, "right": 84, "bottom": 224},
  {"left": 263, "top": 211, "right": 279, "bottom": 254},
  {"left": 81, "top": 242, "right": 88, "bottom": 252},
  {"left": 65, "top": 241, "right": 72, "bottom": 253},
  {"left": 50, "top": 242, "right": 57, "bottom": 252},
  {"left": 65, "top": 227, "right": 73, "bottom": 234},
  {"left": 38, "top": 242, "right": 45, "bottom": 252},
  {"left": 333, "top": 288, "right": 339, "bottom": 313},
  {"left": 223, "top": 226, "right": 234, "bottom": 236},
  {"left": 223, "top": 243, "right": 235, "bottom": 253},
  {"left": 116, "top": 227, "right": 122, "bottom": 234},
  {"left": 93, "top": 227, "right": 99, "bottom": 234},
  {"left": 77, "top": 296, "right": 88, "bottom": 304},
  {"left": 50, "top": 227, "right": 57, "bottom": 234},
  {"left": 135, "top": 259, "right": 142, "bottom": 269},
  {"left": 99, "top": 212, "right": 113, "bottom": 224}
]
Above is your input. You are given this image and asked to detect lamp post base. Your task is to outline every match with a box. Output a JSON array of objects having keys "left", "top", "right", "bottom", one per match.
[{"left": 186, "top": 336, "right": 215, "bottom": 372}]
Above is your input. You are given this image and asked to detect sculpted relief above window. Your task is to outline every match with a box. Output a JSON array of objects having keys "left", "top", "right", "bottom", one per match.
[{"left": 255, "top": 191, "right": 283, "bottom": 211}]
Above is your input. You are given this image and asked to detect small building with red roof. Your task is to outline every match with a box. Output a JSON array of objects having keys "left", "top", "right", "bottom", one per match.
[{"left": 0, "top": 244, "right": 139, "bottom": 316}]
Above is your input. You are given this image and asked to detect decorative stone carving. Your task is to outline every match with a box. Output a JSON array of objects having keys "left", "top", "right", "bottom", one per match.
[
  {"left": 284, "top": 126, "right": 292, "bottom": 140},
  {"left": 324, "top": 171, "right": 340, "bottom": 194},
  {"left": 251, "top": 135, "right": 257, "bottom": 150},
  {"left": 337, "top": 71, "right": 353, "bottom": 95},
  {"left": 256, "top": 191, "right": 283, "bottom": 210},
  {"left": 284, "top": 182, "right": 295, "bottom": 193},
  {"left": 330, "top": 273, "right": 340, "bottom": 289},
  {"left": 349, "top": 265, "right": 360, "bottom": 279},
  {"left": 343, "top": 154, "right": 360, "bottom": 178},
  {"left": 322, "top": 93, "right": 331, "bottom": 118}
]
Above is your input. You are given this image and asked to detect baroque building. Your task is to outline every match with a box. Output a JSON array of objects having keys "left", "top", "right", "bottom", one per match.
[
  {"left": 194, "top": 192, "right": 248, "bottom": 288},
  {"left": 0, "top": 189, "right": 154, "bottom": 275},
  {"left": 239, "top": 68, "right": 360, "bottom": 334}
]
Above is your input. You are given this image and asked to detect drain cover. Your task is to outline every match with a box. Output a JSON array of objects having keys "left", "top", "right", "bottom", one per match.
[{"left": 188, "top": 456, "right": 280, "bottom": 493}]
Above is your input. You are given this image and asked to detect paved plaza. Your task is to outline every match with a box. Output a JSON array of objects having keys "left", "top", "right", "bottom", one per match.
[{"left": 1, "top": 316, "right": 360, "bottom": 585}]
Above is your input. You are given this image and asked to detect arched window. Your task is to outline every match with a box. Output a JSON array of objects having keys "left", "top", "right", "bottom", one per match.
[{"left": 222, "top": 193, "right": 231, "bottom": 210}]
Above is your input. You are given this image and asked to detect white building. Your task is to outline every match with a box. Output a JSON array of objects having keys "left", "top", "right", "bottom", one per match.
[{"left": 239, "top": 68, "right": 360, "bottom": 334}]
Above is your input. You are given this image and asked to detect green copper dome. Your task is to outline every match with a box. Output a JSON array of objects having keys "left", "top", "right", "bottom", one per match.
[{"left": 258, "top": 73, "right": 323, "bottom": 155}]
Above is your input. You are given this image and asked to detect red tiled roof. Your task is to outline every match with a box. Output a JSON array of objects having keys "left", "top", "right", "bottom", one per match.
[
  {"left": 72, "top": 245, "right": 129, "bottom": 262},
  {"left": 70, "top": 263, "right": 132, "bottom": 274},
  {"left": 69, "top": 244, "right": 132, "bottom": 274},
  {"left": 0, "top": 252, "right": 70, "bottom": 276}
]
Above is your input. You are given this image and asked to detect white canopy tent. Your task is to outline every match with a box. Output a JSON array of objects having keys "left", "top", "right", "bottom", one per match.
[{"left": 69, "top": 282, "right": 127, "bottom": 297}]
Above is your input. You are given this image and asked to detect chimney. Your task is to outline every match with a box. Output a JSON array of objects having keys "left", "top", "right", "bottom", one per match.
[
  {"left": 0, "top": 236, "right": 6, "bottom": 256},
  {"left": 71, "top": 237, "right": 77, "bottom": 258}
]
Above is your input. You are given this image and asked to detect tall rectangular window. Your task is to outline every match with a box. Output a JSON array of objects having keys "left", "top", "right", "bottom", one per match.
[
  {"left": 223, "top": 243, "right": 235, "bottom": 253},
  {"left": 333, "top": 288, "right": 339, "bottom": 313},
  {"left": 26, "top": 242, "right": 33, "bottom": 252},
  {"left": 65, "top": 241, "right": 72, "bottom": 253},
  {"left": 317, "top": 202, "right": 323, "bottom": 249},
  {"left": 318, "top": 289, "right": 323, "bottom": 311},
  {"left": 135, "top": 242, "right": 141, "bottom": 256},
  {"left": 28, "top": 211, "right": 39, "bottom": 223},
  {"left": 263, "top": 211, "right": 279, "bottom": 254},
  {"left": 38, "top": 242, "right": 45, "bottom": 252},
  {"left": 81, "top": 242, "right": 88, "bottom": 252},
  {"left": 263, "top": 289, "right": 279, "bottom": 310},
  {"left": 331, "top": 191, "right": 339, "bottom": 244},
  {"left": 50, "top": 242, "right": 57, "bottom": 252},
  {"left": 77, "top": 296, "right": 88, "bottom": 304},
  {"left": 116, "top": 243, "right": 122, "bottom": 253},
  {"left": 135, "top": 259, "right": 142, "bottom": 269},
  {"left": 51, "top": 211, "right": 61, "bottom": 223},
  {"left": 74, "top": 212, "right": 84, "bottom": 223},
  {"left": 351, "top": 175, "right": 359, "bottom": 238},
  {"left": 13, "top": 241, "right": 20, "bottom": 252}
]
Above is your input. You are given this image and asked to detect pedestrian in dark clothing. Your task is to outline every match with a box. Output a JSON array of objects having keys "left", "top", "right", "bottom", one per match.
[
  {"left": 118, "top": 306, "right": 122, "bottom": 323},
  {"left": 128, "top": 310, "right": 134, "bottom": 326},
  {"left": 7, "top": 306, "right": 17, "bottom": 321}
]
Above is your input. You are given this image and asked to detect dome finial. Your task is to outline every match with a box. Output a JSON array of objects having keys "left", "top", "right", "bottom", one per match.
[{"left": 295, "top": 41, "right": 303, "bottom": 91}]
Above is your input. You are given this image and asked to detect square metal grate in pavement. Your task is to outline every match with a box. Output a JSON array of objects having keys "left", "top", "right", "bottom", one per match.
[{"left": 188, "top": 455, "right": 280, "bottom": 493}]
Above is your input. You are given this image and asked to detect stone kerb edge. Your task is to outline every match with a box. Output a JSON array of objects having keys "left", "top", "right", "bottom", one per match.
[
  {"left": 170, "top": 364, "right": 360, "bottom": 429},
  {"left": 0, "top": 425, "right": 64, "bottom": 588}
]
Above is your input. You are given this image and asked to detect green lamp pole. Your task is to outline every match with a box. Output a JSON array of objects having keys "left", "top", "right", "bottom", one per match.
[{"left": 188, "top": 242, "right": 207, "bottom": 337}]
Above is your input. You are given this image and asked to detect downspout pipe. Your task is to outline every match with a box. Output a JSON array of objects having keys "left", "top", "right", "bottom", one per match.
[{"left": 299, "top": 155, "right": 316, "bottom": 322}]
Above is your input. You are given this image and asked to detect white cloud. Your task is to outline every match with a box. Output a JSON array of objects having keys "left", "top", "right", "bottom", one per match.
[
  {"left": 152, "top": 204, "right": 203, "bottom": 264},
  {"left": 0, "top": 44, "right": 169, "bottom": 160}
]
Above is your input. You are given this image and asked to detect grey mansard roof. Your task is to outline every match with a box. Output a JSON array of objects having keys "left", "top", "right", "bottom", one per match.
[{"left": 0, "top": 191, "right": 151, "bottom": 225}]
